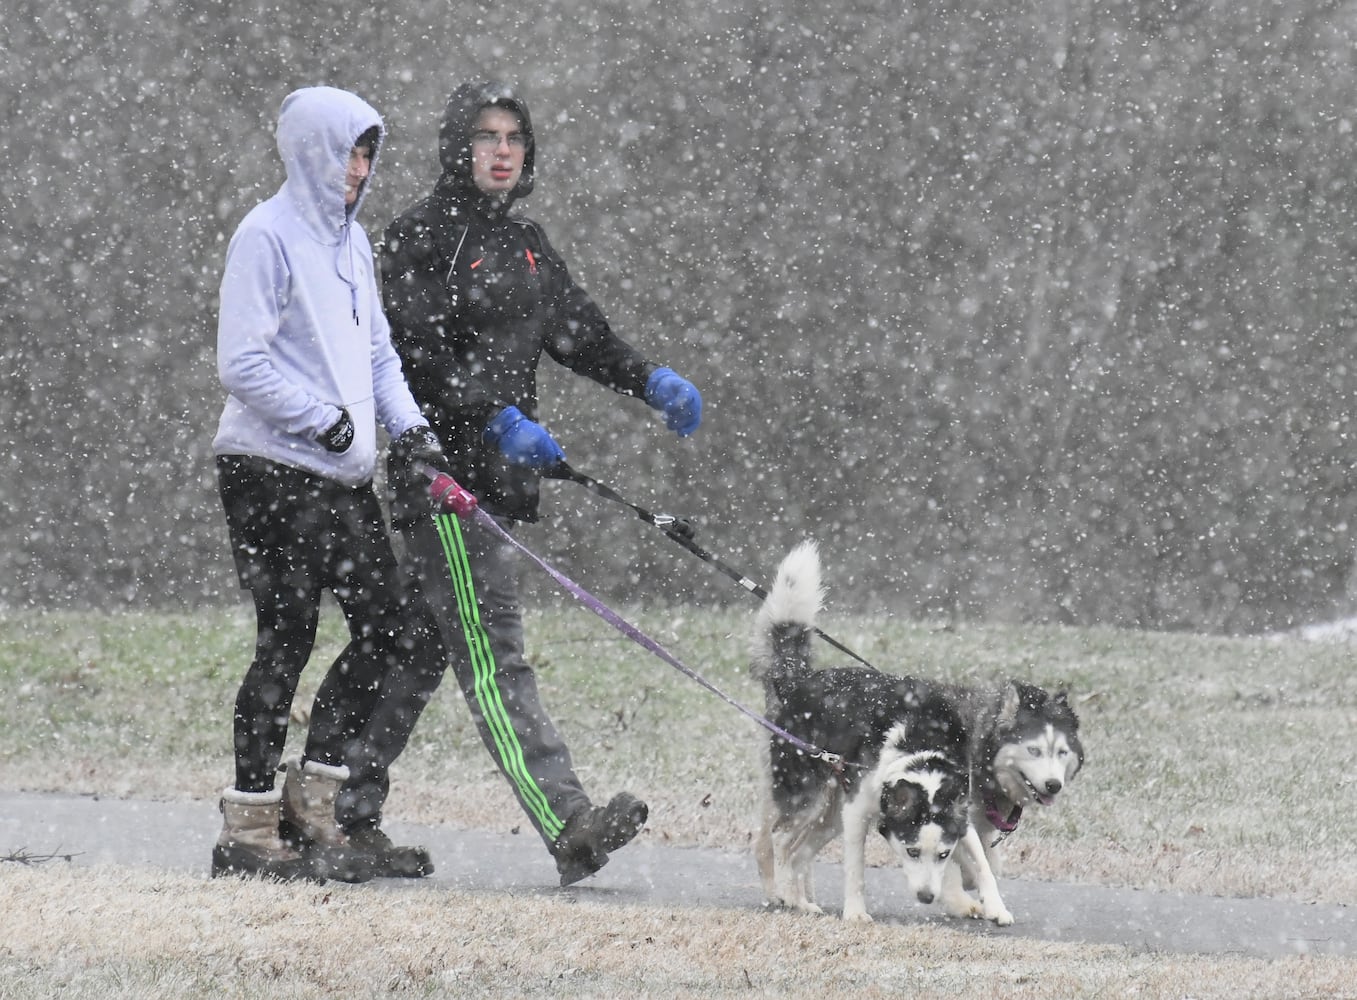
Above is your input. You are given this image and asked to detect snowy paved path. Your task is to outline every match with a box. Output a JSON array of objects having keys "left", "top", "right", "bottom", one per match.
[{"left": 2, "top": 790, "right": 1352, "bottom": 960}]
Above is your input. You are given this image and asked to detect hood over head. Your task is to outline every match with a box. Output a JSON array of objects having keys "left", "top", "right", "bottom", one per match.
[
  {"left": 437, "top": 80, "right": 535, "bottom": 208},
  {"left": 276, "top": 86, "right": 384, "bottom": 240}
]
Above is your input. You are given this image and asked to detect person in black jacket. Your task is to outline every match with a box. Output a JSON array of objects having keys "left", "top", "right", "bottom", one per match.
[{"left": 378, "top": 81, "right": 702, "bottom": 885}]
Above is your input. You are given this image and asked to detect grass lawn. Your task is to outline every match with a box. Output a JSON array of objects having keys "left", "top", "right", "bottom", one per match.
[{"left": 2, "top": 603, "right": 1355, "bottom": 997}]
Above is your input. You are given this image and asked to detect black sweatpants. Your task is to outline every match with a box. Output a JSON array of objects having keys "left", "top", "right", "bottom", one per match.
[{"left": 216, "top": 455, "right": 447, "bottom": 820}]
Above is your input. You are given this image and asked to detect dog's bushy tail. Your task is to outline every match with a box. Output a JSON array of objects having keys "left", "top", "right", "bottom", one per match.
[{"left": 750, "top": 541, "right": 823, "bottom": 699}]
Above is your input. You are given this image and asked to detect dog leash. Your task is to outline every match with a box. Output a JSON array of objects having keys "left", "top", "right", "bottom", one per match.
[
  {"left": 546, "top": 461, "right": 880, "bottom": 672},
  {"left": 437, "top": 502, "right": 849, "bottom": 772}
]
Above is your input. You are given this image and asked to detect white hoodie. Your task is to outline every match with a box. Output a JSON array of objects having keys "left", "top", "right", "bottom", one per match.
[{"left": 212, "top": 86, "right": 424, "bottom": 486}]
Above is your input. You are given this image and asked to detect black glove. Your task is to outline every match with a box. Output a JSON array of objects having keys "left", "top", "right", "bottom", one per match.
[
  {"left": 390, "top": 425, "right": 448, "bottom": 476},
  {"left": 387, "top": 425, "right": 449, "bottom": 530},
  {"left": 321, "top": 409, "right": 355, "bottom": 453}
]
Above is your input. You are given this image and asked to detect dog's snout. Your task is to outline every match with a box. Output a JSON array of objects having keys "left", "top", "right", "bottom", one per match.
[
  {"left": 916, "top": 889, "right": 935, "bottom": 904},
  {"left": 1044, "top": 779, "right": 1063, "bottom": 795}
]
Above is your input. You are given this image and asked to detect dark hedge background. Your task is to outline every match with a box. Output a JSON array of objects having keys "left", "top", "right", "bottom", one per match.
[{"left": 5, "top": 0, "right": 1357, "bottom": 633}]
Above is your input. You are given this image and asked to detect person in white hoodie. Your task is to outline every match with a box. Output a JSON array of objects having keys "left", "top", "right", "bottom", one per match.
[{"left": 211, "top": 86, "right": 472, "bottom": 882}]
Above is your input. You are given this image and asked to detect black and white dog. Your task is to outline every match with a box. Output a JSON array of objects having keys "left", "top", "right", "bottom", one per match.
[{"left": 751, "top": 542, "right": 1013, "bottom": 925}]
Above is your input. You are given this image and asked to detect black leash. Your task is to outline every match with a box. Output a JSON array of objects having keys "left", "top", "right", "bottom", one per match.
[{"left": 545, "top": 461, "right": 879, "bottom": 672}]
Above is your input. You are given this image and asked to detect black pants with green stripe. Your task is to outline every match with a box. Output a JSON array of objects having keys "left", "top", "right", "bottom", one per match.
[{"left": 397, "top": 511, "right": 591, "bottom": 850}]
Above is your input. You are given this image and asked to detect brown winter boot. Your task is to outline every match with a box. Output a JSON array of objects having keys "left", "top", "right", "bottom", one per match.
[
  {"left": 279, "top": 758, "right": 377, "bottom": 883},
  {"left": 551, "top": 792, "right": 649, "bottom": 887},
  {"left": 211, "top": 787, "right": 315, "bottom": 881}
]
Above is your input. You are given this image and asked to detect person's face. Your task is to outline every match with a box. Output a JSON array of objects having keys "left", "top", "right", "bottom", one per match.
[
  {"left": 470, "top": 106, "right": 527, "bottom": 196},
  {"left": 345, "top": 143, "right": 372, "bottom": 206}
]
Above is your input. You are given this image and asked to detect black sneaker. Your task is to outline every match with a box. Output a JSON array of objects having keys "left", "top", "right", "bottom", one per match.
[
  {"left": 552, "top": 793, "right": 649, "bottom": 887},
  {"left": 346, "top": 824, "right": 434, "bottom": 878}
]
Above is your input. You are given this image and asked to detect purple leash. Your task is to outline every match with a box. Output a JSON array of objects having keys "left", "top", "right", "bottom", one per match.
[{"left": 467, "top": 506, "right": 846, "bottom": 769}]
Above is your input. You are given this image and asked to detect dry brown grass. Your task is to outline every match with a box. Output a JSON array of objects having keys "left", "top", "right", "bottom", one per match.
[{"left": 1, "top": 864, "right": 1354, "bottom": 1000}]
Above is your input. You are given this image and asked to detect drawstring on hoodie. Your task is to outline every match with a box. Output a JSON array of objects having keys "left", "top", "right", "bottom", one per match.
[{"left": 340, "top": 220, "right": 360, "bottom": 324}]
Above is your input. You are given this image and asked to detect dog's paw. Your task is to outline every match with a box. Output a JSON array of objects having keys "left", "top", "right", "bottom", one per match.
[
  {"left": 841, "top": 907, "right": 874, "bottom": 924},
  {"left": 793, "top": 900, "right": 825, "bottom": 916},
  {"left": 976, "top": 887, "right": 1014, "bottom": 926},
  {"left": 941, "top": 892, "right": 984, "bottom": 920},
  {"left": 985, "top": 903, "right": 1015, "bottom": 927}
]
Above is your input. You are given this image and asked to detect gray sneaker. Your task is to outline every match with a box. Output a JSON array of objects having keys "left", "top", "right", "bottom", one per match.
[{"left": 552, "top": 793, "right": 648, "bottom": 887}]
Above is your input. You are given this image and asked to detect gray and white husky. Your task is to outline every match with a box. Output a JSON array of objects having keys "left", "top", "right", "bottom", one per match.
[
  {"left": 939, "top": 678, "right": 1084, "bottom": 918},
  {"left": 750, "top": 541, "right": 1014, "bottom": 925}
]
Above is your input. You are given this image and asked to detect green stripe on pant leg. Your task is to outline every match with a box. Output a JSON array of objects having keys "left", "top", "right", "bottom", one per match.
[{"left": 435, "top": 514, "right": 565, "bottom": 841}]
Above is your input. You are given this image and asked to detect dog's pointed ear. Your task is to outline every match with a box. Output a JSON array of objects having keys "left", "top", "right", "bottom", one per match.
[
  {"left": 1052, "top": 688, "right": 1081, "bottom": 729},
  {"left": 997, "top": 682, "right": 1022, "bottom": 725}
]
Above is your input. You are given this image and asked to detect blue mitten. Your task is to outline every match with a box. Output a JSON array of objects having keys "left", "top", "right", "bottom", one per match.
[
  {"left": 484, "top": 405, "right": 566, "bottom": 469},
  {"left": 645, "top": 367, "right": 702, "bottom": 438}
]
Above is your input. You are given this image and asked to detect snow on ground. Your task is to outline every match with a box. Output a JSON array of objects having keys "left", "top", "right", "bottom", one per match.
[{"left": 1268, "top": 616, "right": 1357, "bottom": 642}]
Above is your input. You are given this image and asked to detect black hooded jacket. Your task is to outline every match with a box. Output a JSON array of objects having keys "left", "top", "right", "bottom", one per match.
[{"left": 380, "top": 82, "right": 656, "bottom": 523}]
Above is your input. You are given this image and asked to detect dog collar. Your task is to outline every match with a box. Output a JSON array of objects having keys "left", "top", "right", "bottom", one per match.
[{"left": 984, "top": 791, "right": 1022, "bottom": 834}]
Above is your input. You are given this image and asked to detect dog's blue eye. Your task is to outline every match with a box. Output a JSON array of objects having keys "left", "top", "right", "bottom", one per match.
[
  {"left": 907, "top": 848, "right": 921, "bottom": 859},
  {"left": 1028, "top": 746, "right": 1043, "bottom": 757},
  {"left": 939, "top": 850, "right": 951, "bottom": 861}
]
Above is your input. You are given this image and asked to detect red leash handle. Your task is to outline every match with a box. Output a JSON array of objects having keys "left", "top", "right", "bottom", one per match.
[{"left": 420, "top": 465, "right": 478, "bottom": 517}]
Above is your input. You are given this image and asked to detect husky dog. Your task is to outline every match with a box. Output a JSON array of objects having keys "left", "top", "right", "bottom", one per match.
[
  {"left": 751, "top": 542, "right": 1013, "bottom": 925},
  {"left": 939, "top": 680, "right": 1084, "bottom": 917}
]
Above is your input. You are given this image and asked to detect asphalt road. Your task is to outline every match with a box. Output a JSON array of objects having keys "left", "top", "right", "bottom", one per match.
[{"left": 2, "top": 789, "right": 1352, "bottom": 960}]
